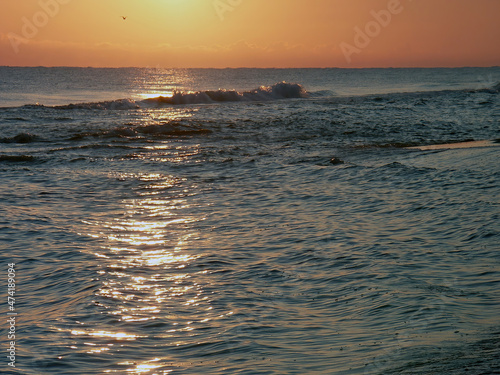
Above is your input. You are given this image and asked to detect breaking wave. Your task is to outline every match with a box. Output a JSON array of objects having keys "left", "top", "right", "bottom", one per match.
[
  {"left": 52, "top": 82, "right": 308, "bottom": 110},
  {"left": 144, "top": 81, "right": 308, "bottom": 105},
  {"left": 5, "top": 81, "right": 499, "bottom": 111}
]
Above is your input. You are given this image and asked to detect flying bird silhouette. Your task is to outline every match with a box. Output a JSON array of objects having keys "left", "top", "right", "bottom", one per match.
[{"left": 121, "top": 16, "right": 127, "bottom": 20}]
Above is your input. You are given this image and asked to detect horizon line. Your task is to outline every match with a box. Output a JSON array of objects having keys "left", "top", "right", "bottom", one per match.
[{"left": 1, "top": 65, "right": 500, "bottom": 70}]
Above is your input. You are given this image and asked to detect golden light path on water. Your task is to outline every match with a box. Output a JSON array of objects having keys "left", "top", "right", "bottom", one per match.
[
  {"left": 131, "top": 68, "right": 195, "bottom": 102},
  {"left": 75, "top": 117, "right": 232, "bottom": 373}
]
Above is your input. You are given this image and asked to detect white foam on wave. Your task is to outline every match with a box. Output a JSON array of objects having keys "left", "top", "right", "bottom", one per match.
[
  {"left": 49, "top": 82, "right": 308, "bottom": 110},
  {"left": 141, "top": 82, "right": 308, "bottom": 106}
]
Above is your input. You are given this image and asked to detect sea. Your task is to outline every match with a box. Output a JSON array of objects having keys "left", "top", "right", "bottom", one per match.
[{"left": 0, "top": 67, "right": 499, "bottom": 375}]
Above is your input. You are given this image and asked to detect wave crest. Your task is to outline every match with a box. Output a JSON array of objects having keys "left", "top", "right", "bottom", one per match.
[
  {"left": 47, "top": 82, "right": 308, "bottom": 110},
  {"left": 1, "top": 133, "right": 39, "bottom": 144},
  {"left": 70, "top": 122, "right": 212, "bottom": 141},
  {"left": 0, "top": 154, "right": 36, "bottom": 162},
  {"left": 143, "top": 82, "right": 308, "bottom": 106},
  {"left": 55, "top": 99, "right": 140, "bottom": 110}
]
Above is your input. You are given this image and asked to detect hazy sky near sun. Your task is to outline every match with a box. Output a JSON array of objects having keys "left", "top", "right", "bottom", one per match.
[{"left": 0, "top": 0, "right": 499, "bottom": 68}]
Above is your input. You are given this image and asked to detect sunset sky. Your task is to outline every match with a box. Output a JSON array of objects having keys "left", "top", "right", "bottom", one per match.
[{"left": 1, "top": 0, "right": 499, "bottom": 68}]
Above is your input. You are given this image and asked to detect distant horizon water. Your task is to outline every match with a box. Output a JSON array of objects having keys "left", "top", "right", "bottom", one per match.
[{"left": 1, "top": 66, "right": 500, "bottom": 108}]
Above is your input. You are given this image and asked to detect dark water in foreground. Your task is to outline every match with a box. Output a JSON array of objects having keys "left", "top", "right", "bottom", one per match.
[{"left": 0, "top": 67, "right": 499, "bottom": 374}]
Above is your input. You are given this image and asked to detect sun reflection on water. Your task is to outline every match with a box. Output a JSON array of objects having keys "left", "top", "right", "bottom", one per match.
[
  {"left": 71, "top": 330, "right": 139, "bottom": 340},
  {"left": 76, "top": 169, "right": 222, "bottom": 371},
  {"left": 131, "top": 67, "right": 194, "bottom": 103},
  {"left": 115, "top": 358, "right": 168, "bottom": 374},
  {"left": 136, "top": 92, "right": 174, "bottom": 100}
]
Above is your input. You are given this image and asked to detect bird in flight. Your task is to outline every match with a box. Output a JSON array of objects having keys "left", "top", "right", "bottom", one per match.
[{"left": 121, "top": 16, "right": 127, "bottom": 20}]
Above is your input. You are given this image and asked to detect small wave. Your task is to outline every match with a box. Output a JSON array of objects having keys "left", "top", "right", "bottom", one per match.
[
  {"left": 467, "top": 81, "right": 500, "bottom": 94},
  {"left": 351, "top": 142, "right": 420, "bottom": 150},
  {"left": 55, "top": 99, "right": 140, "bottom": 110},
  {"left": 1, "top": 133, "right": 39, "bottom": 144},
  {"left": 309, "top": 89, "right": 335, "bottom": 98},
  {"left": 3, "top": 117, "right": 29, "bottom": 122},
  {"left": 0, "top": 154, "right": 36, "bottom": 162},
  {"left": 69, "top": 122, "right": 211, "bottom": 141},
  {"left": 139, "top": 123, "right": 212, "bottom": 136},
  {"left": 21, "top": 103, "right": 46, "bottom": 109}
]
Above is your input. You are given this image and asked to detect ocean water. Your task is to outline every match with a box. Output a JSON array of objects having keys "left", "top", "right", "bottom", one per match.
[{"left": 0, "top": 67, "right": 499, "bottom": 375}]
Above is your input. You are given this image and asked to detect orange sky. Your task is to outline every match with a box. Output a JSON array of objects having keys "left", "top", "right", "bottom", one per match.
[{"left": 0, "top": 0, "right": 499, "bottom": 68}]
